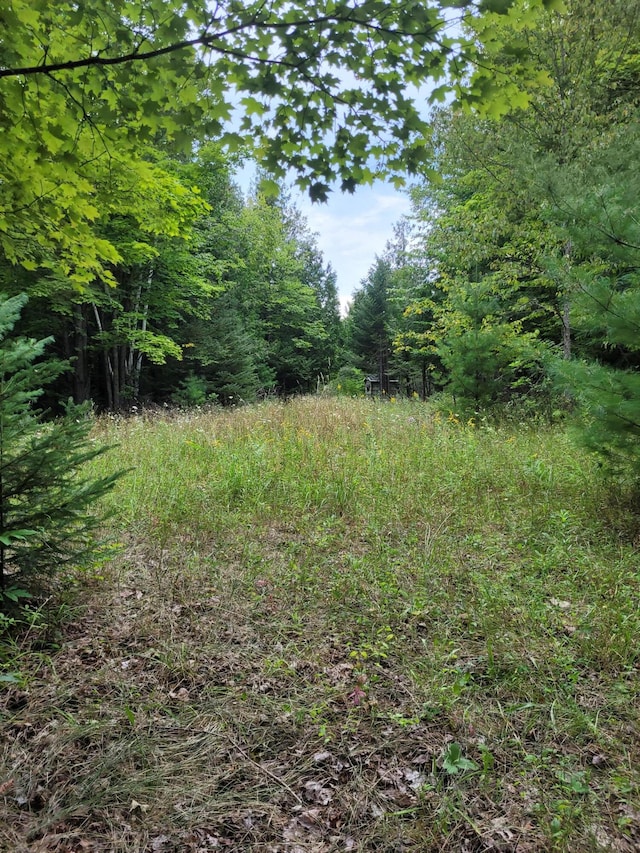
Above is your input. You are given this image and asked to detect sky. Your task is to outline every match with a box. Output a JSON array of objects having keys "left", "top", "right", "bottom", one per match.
[
  {"left": 237, "top": 164, "right": 413, "bottom": 316},
  {"left": 293, "top": 182, "right": 413, "bottom": 315}
]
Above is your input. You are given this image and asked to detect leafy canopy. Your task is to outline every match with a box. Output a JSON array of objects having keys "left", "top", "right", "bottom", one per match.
[{"left": 0, "top": 0, "right": 562, "bottom": 279}]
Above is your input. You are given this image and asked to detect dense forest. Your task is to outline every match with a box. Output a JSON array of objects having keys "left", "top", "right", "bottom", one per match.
[
  {"left": 346, "top": 0, "right": 640, "bottom": 472},
  {"left": 6, "top": 158, "right": 343, "bottom": 409},
  {"left": 1, "top": 0, "right": 638, "bottom": 474}
]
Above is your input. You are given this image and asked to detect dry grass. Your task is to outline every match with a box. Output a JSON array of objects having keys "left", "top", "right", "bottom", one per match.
[{"left": 1, "top": 397, "right": 639, "bottom": 851}]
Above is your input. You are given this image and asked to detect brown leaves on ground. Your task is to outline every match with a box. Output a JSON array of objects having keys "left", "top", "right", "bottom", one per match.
[{"left": 1, "top": 529, "right": 639, "bottom": 853}]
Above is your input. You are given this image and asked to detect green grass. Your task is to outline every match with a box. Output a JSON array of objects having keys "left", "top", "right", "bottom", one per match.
[{"left": 1, "top": 396, "right": 639, "bottom": 851}]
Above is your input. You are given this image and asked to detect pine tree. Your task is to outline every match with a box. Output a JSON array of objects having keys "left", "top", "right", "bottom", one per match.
[
  {"left": 189, "top": 292, "right": 263, "bottom": 405},
  {"left": 0, "top": 294, "right": 121, "bottom": 599},
  {"left": 346, "top": 259, "right": 399, "bottom": 392},
  {"left": 549, "top": 124, "right": 640, "bottom": 473}
]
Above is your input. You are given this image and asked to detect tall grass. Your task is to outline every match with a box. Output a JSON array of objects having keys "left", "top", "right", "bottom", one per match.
[{"left": 2, "top": 396, "right": 639, "bottom": 852}]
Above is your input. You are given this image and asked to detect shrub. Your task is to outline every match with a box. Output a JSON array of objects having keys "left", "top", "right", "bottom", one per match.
[{"left": 0, "top": 294, "right": 122, "bottom": 601}]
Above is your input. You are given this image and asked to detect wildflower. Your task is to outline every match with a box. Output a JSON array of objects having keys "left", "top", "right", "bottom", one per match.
[{"left": 348, "top": 683, "right": 367, "bottom": 706}]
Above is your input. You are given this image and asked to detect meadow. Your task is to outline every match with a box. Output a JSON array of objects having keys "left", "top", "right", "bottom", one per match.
[{"left": 1, "top": 396, "right": 639, "bottom": 852}]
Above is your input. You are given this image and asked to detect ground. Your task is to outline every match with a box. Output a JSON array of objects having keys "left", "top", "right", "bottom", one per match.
[{"left": 1, "top": 398, "right": 639, "bottom": 851}]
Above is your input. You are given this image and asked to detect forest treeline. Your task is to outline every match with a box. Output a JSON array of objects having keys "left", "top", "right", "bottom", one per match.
[
  {"left": 4, "top": 151, "right": 343, "bottom": 410},
  {"left": 2, "top": 0, "right": 640, "bottom": 471}
]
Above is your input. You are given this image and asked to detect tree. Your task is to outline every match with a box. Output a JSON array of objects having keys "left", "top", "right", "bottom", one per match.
[
  {"left": 88, "top": 155, "right": 212, "bottom": 409},
  {"left": 345, "top": 258, "right": 400, "bottom": 392},
  {"left": 282, "top": 205, "right": 342, "bottom": 382},
  {"left": 2, "top": 150, "right": 214, "bottom": 410},
  {"left": 383, "top": 218, "right": 441, "bottom": 398},
  {"left": 0, "top": 294, "right": 121, "bottom": 598},
  {"left": 0, "top": 0, "right": 563, "bottom": 282},
  {"left": 140, "top": 146, "right": 257, "bottom": 405},
  {"left": 394, "top": 0, "right": 640, "bottom": 417},
  {"left": 235, "top": 194, "right": 333, "bottom": 394},
  {"left": 434, "top": 276, "right": 546, "bottom": 407},
  {"left": 400, "top": 112, "right": 561, "bottom": 406},
  {"left": 155, "top": 182, "right": 341, "bottom": 403},
  {"left": 177, "top": 291, "right": 264, "bottom": 406},
  {"left": 458, "top": 0, "right": 640, "bottom": 455},
  {"left": 548, "top": 123, "right": 640, "bottom": 472}
]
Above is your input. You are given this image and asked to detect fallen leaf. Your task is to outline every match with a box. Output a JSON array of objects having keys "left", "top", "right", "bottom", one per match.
[
  {"left": 313, "top": 751, "right": 332, "bottom": 763},
  {"left": 304, "top": 779, "right": 333, "bottom": 805},
  {"left": 0, "top": 779, "right": 14, "bottom": 795},
  {"left": 298, "top": 808, "right": 322, "bottom": 829},
  {"left": 168, "top": 687, "right": 190, "bottom": 702},
  {"left": 130, "top": 799, "right": 150, "bottom": 813},
  {"left": 387, "top": 789, "right": 415, "bottom": 807},
  {"left": 323, "top": 662, "right": 354, "bottom": 687},
  {"left": 490, "top": 816, "right": 515, "bottom": 841},
  {"left": 403, "top": 767, "right": 426, "bottom": 790},
  {"left": 283, "top": 809, "right": 324, "bottom": 843}
]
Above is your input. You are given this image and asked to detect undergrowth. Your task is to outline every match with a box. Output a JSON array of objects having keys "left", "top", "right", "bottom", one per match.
[{"left": 1, "top": 397, "right": 638, "bottom": 852}]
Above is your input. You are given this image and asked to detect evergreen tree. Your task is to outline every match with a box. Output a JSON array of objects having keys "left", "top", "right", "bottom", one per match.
[
  {"left": 345, "top": 258, "right": 399, "bottom": 392},
  {"left": 435, "top": 276, "right": 544, "bottom": 408},
  {"left": 186, "top": 292, "right": 263, "bottom": 405},
  {"left": 0, "top": 294, "right": 121, "bottom": 598},
  {"left": 549, "top": 123, "right": 640, "bottom": 472}
]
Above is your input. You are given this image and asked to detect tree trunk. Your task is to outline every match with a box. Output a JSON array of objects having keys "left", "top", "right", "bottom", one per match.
[
  {"left": 72, "top": 304, "right": 90, "bottom": 403},
  {"left": 378, "top": 341, "right": 389, "bottom": 395},
  {"left": 562, "top": 297, "right": 571, "bottom": 360},
  {"left": 92, "top": 304, "right": 115, "bottom": 409},
  {"left": 130, "top": 300, "right": 149, "bottom": 401},
  {"left": 124, "top": 267, "right": 153, "bottom": 403},
  {"left": 112, "top": 345, "right": 122, "bottom": 410},
  {"left": 562, "top": 240, "right": 572, "bottom": 360}
]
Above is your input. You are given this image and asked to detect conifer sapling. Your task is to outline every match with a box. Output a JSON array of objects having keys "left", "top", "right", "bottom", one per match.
[{"left": 0, "top": 294, "right": 122, "bottom": 599}]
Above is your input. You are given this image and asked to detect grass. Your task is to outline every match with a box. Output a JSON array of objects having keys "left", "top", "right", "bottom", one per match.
[{"left": 1, "top": 395, "right": 639, "bottom": 851}]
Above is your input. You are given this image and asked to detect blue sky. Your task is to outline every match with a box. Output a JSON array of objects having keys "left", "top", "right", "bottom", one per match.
[{"left": 293, "top": 182, "right": 412, "bottom": 314}]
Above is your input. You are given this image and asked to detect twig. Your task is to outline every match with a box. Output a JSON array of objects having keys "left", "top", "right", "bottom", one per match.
[{"left": 224, "top": 731, "right": 303, "bottom": 804}]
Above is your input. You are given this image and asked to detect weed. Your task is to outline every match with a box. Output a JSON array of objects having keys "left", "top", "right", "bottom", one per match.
[{"left": 1, "top": 397, "right": 638, "bottom": 852}]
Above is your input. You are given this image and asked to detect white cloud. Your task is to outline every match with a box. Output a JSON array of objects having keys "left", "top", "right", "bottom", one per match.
[
  {"left": 294, "top": 184, "right": 412, "bottom": 313},
  {"left": 235, "top": 163, "right": 412, "bottom": 315}
]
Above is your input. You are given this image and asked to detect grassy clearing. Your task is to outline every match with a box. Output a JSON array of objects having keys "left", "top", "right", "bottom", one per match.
[{"left": 1, "top": 396, "right": 639, "bottom": 852}]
